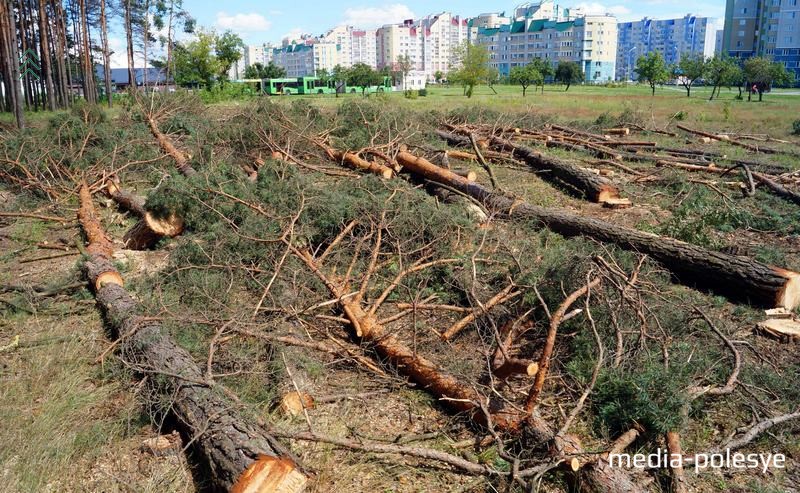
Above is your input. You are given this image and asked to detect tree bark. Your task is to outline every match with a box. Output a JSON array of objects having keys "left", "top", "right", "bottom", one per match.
[
  {"left": 145, "top": 113, "right": 197, "bottom": 176},
  {"left": 99, "top": 0, "right": 112, "bottom": 107},
  {"left": 78, "top": 184, "right": 307, "bottom": 493},
  {"left": 124, "top": 0, "right": 136, "bottom": 92},
  {"left": 37, "top": 0, "right": 56, "bottom": 111},
  {"left": 1, "top": 0, "right": 25, "bottom": 128},
  {"left": 395, "top": 151, "right": 800, "bottom": 310}
]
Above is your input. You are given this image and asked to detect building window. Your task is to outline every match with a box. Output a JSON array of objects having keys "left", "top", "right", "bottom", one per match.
[
  {"left": 740, "top": 7, "right": 747, "bottom": 13},
  {"left": 739, "top": 19, "right": 746, "bottom": 25},
  {"left": 738, "top": 30, "right": 745, "bottom": 36}
]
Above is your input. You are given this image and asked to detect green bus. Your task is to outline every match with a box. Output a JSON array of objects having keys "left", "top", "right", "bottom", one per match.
[{"left": 262, "top": 76, "right": 394, "bottom": 96}]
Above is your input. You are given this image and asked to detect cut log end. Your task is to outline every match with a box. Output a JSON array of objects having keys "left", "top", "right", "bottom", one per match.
[
  {"left": 231, "top": 455, "right": 308, "bottom": 493},
  {"left": 279, "top": 391, "right": 315, "bottom": 417},
  {"left": 95, "top": 271, "right": 124, "bottom": 290},
  {"left": 569, "top": 458, "right": 581, "bottom": 472},
  {"left": 602, "top": 198, "right": 633, "bottom": 209},
  {"left": 123, "top": 212, "right": 184, "bottom": 250},
  {"left": 596, "top": 187, "right": 621, "bottom": 204},
  {"left": 776, "top": 270, "right": 800, "bottom": 311}
]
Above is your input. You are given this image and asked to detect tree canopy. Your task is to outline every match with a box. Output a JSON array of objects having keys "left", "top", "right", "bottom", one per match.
[
  {"left": 346, "top": 63, "right": 382, "bottom": 94},
  {"left": 509, "top": 64, "right": 543, "bottom": 97},
  {"left": 215, "top": 30, "right": 245, "bottom": 85},
  {"left": 554, "top": 61, "right": 584, "bottom": 91},
  {"left": 743, "top": 57, "right": 792, "bottom": 101},
  {"left": 449, "top": 42, "right": 492, "bottom": 98},
  {"left": 635, "top": 52, "right": 670, "bottom": 95},
  {"left": 172, "top": 30, "right": 221, "bottom": 88},
  {"left": 673, "top": 53, "right": 707, "bottom": 97},
  {"left": 706, "top": 56, "right": 742, "bottom": 100}
]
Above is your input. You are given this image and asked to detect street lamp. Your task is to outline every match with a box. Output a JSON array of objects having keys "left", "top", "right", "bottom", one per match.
[{"left": 627, "top": 46, "right": 637, "bottom": 81}]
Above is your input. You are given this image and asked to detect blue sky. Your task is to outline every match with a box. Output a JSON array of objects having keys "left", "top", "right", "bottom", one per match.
[
  {"left": 107, "top": 1, "right": 726, "bottom": 67},
  {"left": 182, "top": 0, "right": 727, "bottom": 45}
]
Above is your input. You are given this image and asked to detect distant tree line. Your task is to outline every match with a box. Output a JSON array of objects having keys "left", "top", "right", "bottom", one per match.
[{"left": 634, "top": 51, "right": 794, "bottom": 101}]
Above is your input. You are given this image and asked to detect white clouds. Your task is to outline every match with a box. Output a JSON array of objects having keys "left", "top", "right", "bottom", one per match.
[
  {"left": 342, "top": 4, "right": 415, "bottom": 27},
  {"left": 575, "top": 2, "right": 632, "bottom": 18},
  {"left": 282, "top": 28, "right": 309, "bottom": 42},
  {"left": 216, "top": 12, "right": 272, "bottom": 32}
]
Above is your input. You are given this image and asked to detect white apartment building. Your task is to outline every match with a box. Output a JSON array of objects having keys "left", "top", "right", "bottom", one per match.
[
  {"left": 616, "top": 15, "right": 717, "bottom": 80},
  {"left": 475, "top": 5, "right": 618, "bottom": 82},
  {"left": 351, "top": 29, "right": 378, "bottom": 67},
  {"left": 376, "top": 12, "right": 468, "bottom": 86}
]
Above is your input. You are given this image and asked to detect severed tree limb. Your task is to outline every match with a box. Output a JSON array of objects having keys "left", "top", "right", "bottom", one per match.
[
  {"left": 666, "top": 431, "right": 688, "bottom": 493},
  {"left": 441, "top": 285, "right": 519, "bottom": 341},
  {"left": 77, "top": 184, "right": 307, "bottom": 492},
  {"left": 688, "top": 309, "right": 741, "bottom": 398},
  {"left": 526, "top": 278, "right": 601, "bottom": 414}
]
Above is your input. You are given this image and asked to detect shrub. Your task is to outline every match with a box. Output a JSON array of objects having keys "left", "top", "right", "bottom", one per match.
[
  {"left": 792, "top": 119, "right": 800, "bottom": 135},
  {"left": 418, "top": 88, "right": 428, "bottom": 97}
]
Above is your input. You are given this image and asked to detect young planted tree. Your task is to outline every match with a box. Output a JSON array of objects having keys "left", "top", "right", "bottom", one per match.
[
  {"left": 674, "top": 53, "right": 707, "bottom": 97},
  {"left": 434, "top": 70, "right": 444, "bottom": 83},
  {"left": 529, "top": 58, "right": 553, "bottom": 93},
  {"left": 743, "top": 57, "right": 792, "bottom": 102},
  {"left": 346, "top": 62, "right": 381, "bottom": 95},
  {"left": 554, "top": 61, "right": 584, "bottom": 91},
  {"left": 215, "top": 30, "right": 244, "bottom": 86},
  {"left": 635, "top": 51, "right": 670, "bottom": 95},
  {"left": 449, "top": 42, "right": 491, "bottom": 98},
  {"left": 395, "top": 53, "right": 412, "bottom": 91},
  {"left": 706, "top": 56, "right": 741, "bottom": 100},
  {"left": 509, "top": 64, "right": 542, "bottom": 97}
]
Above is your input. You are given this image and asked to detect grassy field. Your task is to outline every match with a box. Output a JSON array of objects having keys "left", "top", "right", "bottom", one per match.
[{"left": 1, "top": 85, "right": 799, "bottom": 493}]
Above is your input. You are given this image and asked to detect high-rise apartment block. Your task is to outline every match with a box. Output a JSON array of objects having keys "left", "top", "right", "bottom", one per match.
[
  {"left": 474, "top": 1, "right": 617, "bottom": 83},
  {"left": 722, "top": 0, "right": 800, "bottom": 82},
  {"left": 616, "top": 15, "right": 717, "bottom": 80}
]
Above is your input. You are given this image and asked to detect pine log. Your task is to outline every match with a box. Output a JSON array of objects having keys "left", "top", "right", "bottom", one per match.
[
  {"left": 394, "top": 151, "right": 800, "bottom": 310},
  {"left": 676, "top": 124, "right": 799, "bottom": 157},
  {"left": 435, "top": 130, "right": 624, "bottom": 203},
  {"left": 604, "top": 127, "right": 630, "bottom": 136},
  {"left": 320, "top": 144, "right": 393, "bottom": 178},
  {"left": 666, "top": 431, "right": 688, "bottom": 493},
  {"left": 105, "top": 180, "right": 146, "bottom": 217},
  {"left": 490, "top": 137, "right": 623, "bottom": 204},
  {"left": 78, "top": 185, "right": 307, "bottom": 493}
]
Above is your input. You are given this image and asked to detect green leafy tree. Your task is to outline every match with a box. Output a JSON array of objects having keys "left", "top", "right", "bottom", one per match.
[
  {"left": 673, "top": 53, "right": 707, "bottom": 97},
  {"left": 635, "top": 51, "right": 670, "bottom": 95},
  {"left": 449, "top": 42, "right": 491, "bottom": 98},
  {"left": 743, "top": 57, "right": 792, "bottom": 101},
  {"left": 395, "top": 54, "right": 413, "bottom": 91},
  {"left": 706, "top": 56, "right": 742, "bottom": 100},
  {"left": 529, "top": 58, "right": 553, "bottom": 93},
  {"left": 554, "top": 61, "right": 584, "bottom": 91},
  {"left": 172, "top": 30, "right": 221, "bottom": 89},
  {"left": 346, "top": 63, "right": 381, "bottom": 95},
  {"left": 244, "top": 62, "right": 264, "bottom": 79},
  {"left": 264, "top": 61, "right": 287, "bottom": 78},
  {"left": 434, "top": 70, "right": 444, "bottom": 83},
  {"left": 509, "top": 64, "right": 542, "bottom": 97},
  {"left": 215, "top": 30, "right": 244, "bottom": 86},
  {"left": 331, "top": 64, "right": 348, "bottom": 97}
]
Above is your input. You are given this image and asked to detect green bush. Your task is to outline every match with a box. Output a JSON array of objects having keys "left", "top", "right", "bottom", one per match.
[
  {"left": 418, "top": 88, "right": 428, "bottom": 97},
  {"left": 792, "top": 119, "right": 800, "bottom": 135}
]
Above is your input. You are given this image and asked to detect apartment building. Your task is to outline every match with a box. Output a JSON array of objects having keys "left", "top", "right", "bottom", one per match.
[
  {"left": 467, "top": 12, "right": 512, "bottom": 43},
  {"left": 376, "top": 12, "right": 468, "bottom": 86},
  {"left": 616, "top": 15, "right": 717, "bottom": 80},
  {"left": 475, "top": 13, "right": 618, "bottom": 83},
  {"left": 272, "top": 43, "right": 315, "bottom": 77},
  {"left": 722, "top": 0, "right": 800, "bottom": 82}
]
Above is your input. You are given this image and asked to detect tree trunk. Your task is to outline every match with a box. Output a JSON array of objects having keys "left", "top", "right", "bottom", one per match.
[
  {"left": 52, "top": 0, "right": 70, "bottom": 107},
  {"left": 489, "top": 136, "right": 624, "bottom": 203},
  {"left": 79, "top": 0, "right": 95, "bottom": 103},
  {"left": 77, "top": 185, "right": 307, "bottom": 493},
  {"left": 666, "top": 431, "right": 688, "bottom": 493},
  {"left": 104, "top": 180, "right": 184, "bottom": 250},
  {"left": 395, "top": 151, "right": 800, "bottom": 310},
  {"left": 99, "top": 0, "right": 112, "bottom": 107},
  {"left": 124, "top": 0, "right": 136, "bottom": 92},
  {"left": 2, "top": 0, "right": 25, "bottom": 128},
  {"left": 37, "top": 0, "right": 56, "bottom": 111}
]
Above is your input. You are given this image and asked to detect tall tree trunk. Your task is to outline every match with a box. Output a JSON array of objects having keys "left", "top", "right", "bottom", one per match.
[
  {"left": 141, "top": 0, "right": 149, "bottom": 87},
  {"left": 2, "top": 0, "right": 25, "bottom": 127},
  {"left": 165, "top": 0, "right": 174, "bottom": 83},
  {"left": 124, "top": 0, "right": 135, "bottom": 92},
  {"left": 52, "top": 0, "right": 71, "bottom": 107},
  {"left": 78, "top": 0, "right": 95, "bottom": 103},
  {"left": 38, "top": 0, "right": 56, "bottom": 110},
  {"left": 16, "top": 0, "right": 33, "bottom": 110},
  {"left": 99, "top": 0, "right": 111, "bottom": 107}
]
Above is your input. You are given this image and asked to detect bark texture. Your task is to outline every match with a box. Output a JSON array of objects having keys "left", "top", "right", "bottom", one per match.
[{"left": 78, "top": 186, "right": 306, "bottom": 492}]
